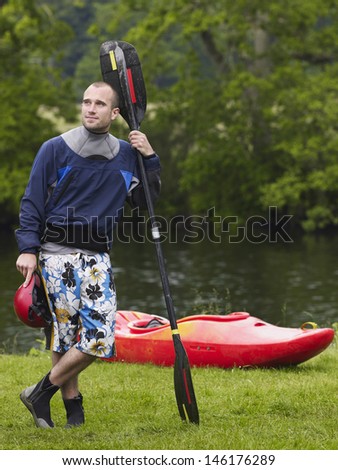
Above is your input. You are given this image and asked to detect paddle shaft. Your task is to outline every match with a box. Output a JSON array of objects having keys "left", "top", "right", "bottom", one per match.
[{"left": 136, "top": 150, "right": 179, "bottom": 332}]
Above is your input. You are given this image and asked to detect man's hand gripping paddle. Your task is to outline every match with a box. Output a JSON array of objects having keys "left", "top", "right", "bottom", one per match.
[{"left": 100, "top": 40, "right": 199, "bottom": 425}]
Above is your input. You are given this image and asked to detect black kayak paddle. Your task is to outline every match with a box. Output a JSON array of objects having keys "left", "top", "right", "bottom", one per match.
[{"left": 100, "top": 40, "right": 199, "bottom": 425}]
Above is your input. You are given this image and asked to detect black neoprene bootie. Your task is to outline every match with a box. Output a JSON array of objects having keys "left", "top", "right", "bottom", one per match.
[
  {"left": 63, "top": 393, "right": 84, "bottom": 428},
  {"left": 20, "top": 372, "right": 59, "bottom": 428}
]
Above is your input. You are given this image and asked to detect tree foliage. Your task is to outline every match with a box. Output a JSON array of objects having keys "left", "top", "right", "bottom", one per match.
[
  {"left": 96, "top": 0, "right": 338, "bottom": 230},
  {"left": 3, "top": 0, "right": 338, "bottom": 232},
  {"left": 0, "top": 0, "right": 76, "bottom": 223}
]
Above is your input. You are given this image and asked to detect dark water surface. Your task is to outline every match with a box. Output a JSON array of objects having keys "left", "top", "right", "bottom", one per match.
[{"left": 1, "top": 228, "right": 337, "bottom": 353}]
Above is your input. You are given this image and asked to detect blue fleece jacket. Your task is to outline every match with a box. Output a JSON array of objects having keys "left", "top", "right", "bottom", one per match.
[{"left": 16, "top": 126, "right": 161, "bottom": 253}]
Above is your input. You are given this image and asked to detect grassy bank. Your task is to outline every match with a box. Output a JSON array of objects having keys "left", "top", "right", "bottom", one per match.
[{"left": 0, "top": 343, "right": 337, "bottom": 450}]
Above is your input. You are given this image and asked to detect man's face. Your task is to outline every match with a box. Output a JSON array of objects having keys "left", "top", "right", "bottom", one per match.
[{"left": 81, "top": 84, "right": 120, "bottom": 133}]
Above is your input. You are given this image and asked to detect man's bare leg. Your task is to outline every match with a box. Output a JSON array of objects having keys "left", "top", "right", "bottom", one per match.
[
  {"left": 52, "top": 351, "right": 81, "bottom": 399},
  {"left": 50, "top": 347, "right": 96, "bottom": 387}
]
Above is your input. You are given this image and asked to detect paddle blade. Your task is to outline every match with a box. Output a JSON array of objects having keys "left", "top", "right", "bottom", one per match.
[
  {"left": 100, "top": 40, "right": 147, "bottom": 129},
  {"left": 173, "top": 334, "right": 200, "bottom": 425}
]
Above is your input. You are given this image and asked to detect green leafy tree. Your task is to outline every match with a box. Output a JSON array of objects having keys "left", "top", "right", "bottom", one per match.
[
  {"left": 94, "top": 0, "right": 338, "bottom": 230},
  {"left": 0, "top": 0, "right": 75, "bottom": 224}
]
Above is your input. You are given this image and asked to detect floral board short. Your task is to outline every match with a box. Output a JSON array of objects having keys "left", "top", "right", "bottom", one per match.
[{"left": 39, "top": 252, "right": 116, "bottom": 358}]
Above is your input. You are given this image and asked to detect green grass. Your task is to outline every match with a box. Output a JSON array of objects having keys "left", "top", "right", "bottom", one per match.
[{"left": 0, "top": 344, "right": 337, "bottom": 450}]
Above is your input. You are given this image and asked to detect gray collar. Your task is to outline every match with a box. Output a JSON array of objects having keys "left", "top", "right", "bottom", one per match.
[{"left": 61, "top": 126, "right": 120, "bottom": 160}]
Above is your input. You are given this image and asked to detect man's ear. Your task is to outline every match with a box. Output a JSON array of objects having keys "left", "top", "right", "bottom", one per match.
[{"left": 111, "top": 107, "right": 120, "bottom": 121}]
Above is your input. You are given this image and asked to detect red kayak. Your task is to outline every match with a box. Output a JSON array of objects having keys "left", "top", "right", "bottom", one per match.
[{"left": 107, "top": 310, "right": 335, "bottom": 368}]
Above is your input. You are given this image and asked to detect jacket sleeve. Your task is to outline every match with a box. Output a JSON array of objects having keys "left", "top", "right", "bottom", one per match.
[
  {"left": 128, "top": 153, "right": 161, "bottom": 209},
  {"left": 15, "top": 140, "right": 57, "bottom": 254}
]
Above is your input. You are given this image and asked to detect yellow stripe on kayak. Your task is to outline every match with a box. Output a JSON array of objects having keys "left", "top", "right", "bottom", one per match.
[{"left": 109, "top": 51, "right": 117, "bottom": 70}]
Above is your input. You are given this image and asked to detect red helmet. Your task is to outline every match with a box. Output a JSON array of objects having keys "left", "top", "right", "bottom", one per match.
[{"left": 13, "top": 271, "right": 52, "bottom": 328}]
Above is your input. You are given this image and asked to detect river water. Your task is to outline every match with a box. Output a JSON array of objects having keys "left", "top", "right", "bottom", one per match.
[{"left": 1, "top": 227, "right": 337, "bottom": 353}]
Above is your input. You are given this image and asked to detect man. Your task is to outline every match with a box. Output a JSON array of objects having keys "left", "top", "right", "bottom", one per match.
[{"left": 15, "top": 81, "right": 160, "bottom": 428}]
